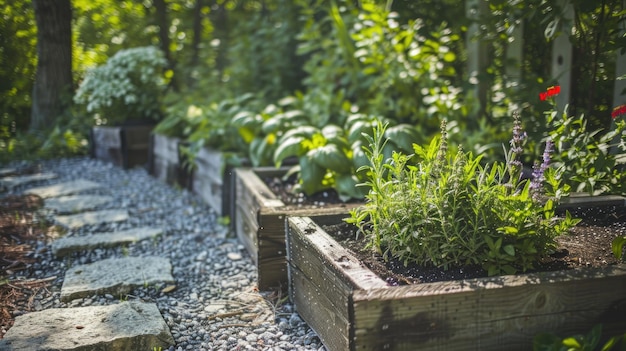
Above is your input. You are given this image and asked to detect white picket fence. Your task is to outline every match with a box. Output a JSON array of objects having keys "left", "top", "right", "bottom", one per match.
[{"left": 465, "top": 0, "right": 626, "bottom": 121}]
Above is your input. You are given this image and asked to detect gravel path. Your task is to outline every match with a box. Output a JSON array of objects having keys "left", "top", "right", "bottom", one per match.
[{"left": 3, "top": 157, "right": 325, "bottom": 351}]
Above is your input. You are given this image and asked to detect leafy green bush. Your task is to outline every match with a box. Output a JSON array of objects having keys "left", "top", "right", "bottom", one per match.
[
  {"left": 347, "top": 120, "right": 579, "bottom": 276},
  {"left": 546, "top": 105, "right": 626, "bottom": 196},
  {"left": 74, "top": 46, "right": 169, "bottom": 126},
  {"left": 273, "top": 113, "right": 420, "bottom": 200},
  {"left": 534, "top": 324, "right": 626, "bottom": 351}
]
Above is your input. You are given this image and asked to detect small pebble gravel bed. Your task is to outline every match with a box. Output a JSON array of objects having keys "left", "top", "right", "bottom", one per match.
[{"left": 2, "top": 157, "right": 325, "bottom": 351}]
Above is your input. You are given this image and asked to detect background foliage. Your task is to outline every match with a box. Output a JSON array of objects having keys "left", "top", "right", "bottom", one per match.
[{"left": 1, "top": 0, "right": 625, "bottom": 189}]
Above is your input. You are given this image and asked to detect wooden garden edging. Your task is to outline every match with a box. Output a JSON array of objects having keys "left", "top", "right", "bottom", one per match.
[
  {"left": 234, "top": 167, "right": 361, "bottom": 291},
  {"left": 287, "top": 214, "right": 626, "bottom": 351},
  {"left": 91, "top": 125, "right": 153, "bottom": 169},
  {"left": 149, "top": 134, "right": 192, "bottom": 189}
]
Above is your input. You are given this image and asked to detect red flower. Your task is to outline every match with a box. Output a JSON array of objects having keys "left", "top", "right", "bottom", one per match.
[
  {"left": 539, "top": 85, "right": 560, "bottom": 101},
  {"left": 612, "top": 104, "right": 626, "bottom": 119}
]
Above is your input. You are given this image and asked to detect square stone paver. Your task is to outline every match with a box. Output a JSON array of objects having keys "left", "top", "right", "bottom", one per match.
[
  {"left": 0, "top": 302, "right": 174, "bottom": 351},
  {"left": 60, "top": 256, "right": 174, "bottom": 301},
  {"left": 25, "top": 179, "right": 102, "bottom": 198},
  {"left": 54, "top": 209, "right": 128, "bottom": 229}
]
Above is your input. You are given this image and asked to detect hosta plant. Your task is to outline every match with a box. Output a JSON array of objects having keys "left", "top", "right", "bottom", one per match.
[
  {"left": 273, "top": 113, "right": 421, "bottom": 201},
  {"left": 347, "top": 120, "right": 580, "bottom": 276}
]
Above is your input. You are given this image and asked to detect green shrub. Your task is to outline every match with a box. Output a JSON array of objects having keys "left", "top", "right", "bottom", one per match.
[
  {"left": 73, "top": 46, "right": 168, "bottom": 126},
  {"left": 534, "top": 324, "right": 626, "bottom": 351},
  {"left": 347, "top": 120, "right": 580, "bottom": 276},
  {"left": 546, "top": 105, "right": 626, "bottom": 196}
]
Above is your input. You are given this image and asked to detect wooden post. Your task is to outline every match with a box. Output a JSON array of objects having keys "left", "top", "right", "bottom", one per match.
[
  {"left": 550, "top": 0, "right": 574, "bottom": 112},
  {"left": 611, "top": 0, "right": 626, "bottom": 155},
  {"left": 466, "top": 0, "right": 489, "bottom": 115},
  {"left": 505, "top": 18, "right": 524, "bottom": 112}
]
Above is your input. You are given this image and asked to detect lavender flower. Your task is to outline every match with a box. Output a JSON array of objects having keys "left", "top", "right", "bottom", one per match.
[
  {"left": 530, "top": 140, "right": 553, "bottom": 201},
  {"left": 507, "top": 112, "right": 527, "bottom": 188}
]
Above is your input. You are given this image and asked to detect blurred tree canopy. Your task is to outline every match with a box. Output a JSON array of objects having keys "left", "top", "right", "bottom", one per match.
[{"left": 0, "top": 0, "right": 624, "bottom": 150}]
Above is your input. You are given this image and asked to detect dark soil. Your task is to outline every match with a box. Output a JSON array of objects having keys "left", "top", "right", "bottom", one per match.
[
  {"left": 0, "top": 193, "right": 54, "bottom": 338},
  {"left": 323, "top": 205, "right": 626, "bottom": 285},
  {"left": 262, "top": 173, "right": 626, "bottom": 284}
]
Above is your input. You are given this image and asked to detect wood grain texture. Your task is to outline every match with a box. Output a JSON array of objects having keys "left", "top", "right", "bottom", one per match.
[
  {"left": 287, "top": 215, "right": 626, "bottom": 351},
  {"left": 192, "top": 147, "right": 225, "bottom": 213},
  {"left": 558, "top": 193, "right": 626, "bottom": 209},
  {"left": 150, "top": 134, "right": 180, "bottom": 183},
  {"left": 235, "top": 168, "right": 364, "bottom": 290}
]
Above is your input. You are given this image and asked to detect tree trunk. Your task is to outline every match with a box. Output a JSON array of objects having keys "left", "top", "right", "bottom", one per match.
[
  {"left": 154, "top": 0, "right": 179, "bottom": 91},
  {"left": 191, "top": 0, "right": 204, "bottom": 68},
  {"left": 30, "top": 0, "right": 72, "bottom": 131}
]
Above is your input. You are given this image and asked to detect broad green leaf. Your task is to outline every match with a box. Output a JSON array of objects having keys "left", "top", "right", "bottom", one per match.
[
  {"left": 238, "top": 127, "right": 255, "bottom": 144},
  {"left": 309, "top": 144, "right": 351, "bottom": 173},
  {"left": 299, "top": 155, "right": 326, "bottom": 195},
  {"left": 280, "top": 126, "right": 319, "bottom": 141},
  {"left": 334, "top": 174, "right": 365, "bottom": 201},
  {"left": 385, "top": 124, "right": 420, "bottom": 153},
  {"left": 273, "top": 136, "right": 305, "bottom": 166},
  {"left": 321, "top": 124, "right": 343, "bottom": 139}
]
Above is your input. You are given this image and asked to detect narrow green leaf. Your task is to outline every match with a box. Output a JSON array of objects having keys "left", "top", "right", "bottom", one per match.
[{"left": 612, "top": 237, "right": 626, "bottom": 261}]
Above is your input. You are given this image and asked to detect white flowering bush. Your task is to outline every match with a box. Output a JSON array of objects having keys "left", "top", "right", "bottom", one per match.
[{"left": 74, "top": 46, "right": 168, "bottom": 125}]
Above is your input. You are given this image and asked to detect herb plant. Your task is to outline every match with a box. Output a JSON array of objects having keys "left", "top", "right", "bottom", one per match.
[
  {"left": 533, "top": 324, "right": 626, "bottom": 351},
  {"left": 546, "top": 106, "right": 626, "bottom": 196},
  {"left": 347, "top": 119, "right": 580, "bottom": 276}
]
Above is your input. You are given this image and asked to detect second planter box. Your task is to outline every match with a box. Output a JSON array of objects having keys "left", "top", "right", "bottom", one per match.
[{"left": 233, "top": 167, "right": 361, "bottom": 291}]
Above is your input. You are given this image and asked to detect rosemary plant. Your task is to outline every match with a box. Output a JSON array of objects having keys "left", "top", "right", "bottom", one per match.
[{"left": 347, "top": 120, "right": 580, "bottom": 276}]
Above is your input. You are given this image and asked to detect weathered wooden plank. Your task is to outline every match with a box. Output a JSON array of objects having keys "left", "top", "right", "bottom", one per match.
[
  {"left": 120, "top": 125, "right": 153, "bottom": 168},
  {"left": 236, "top": 168, "right": 365, "bottom": 291},
  {"left": 558, "top": 193, "right": 626, "bottom": 209},
  {"left": 151, "top": 134, "right": 180, "bottom": 184},
  {"left": 289, "top": 266, "right": 351, "bottom": 351},
  {"left": 91, "top": 126, "right": 123, "bottom": 166},
  {"left": 351, "top": 266, "right": 626, "bottom": 351},
  {"left": 287, "top": 214, "right": 626, "bottom": 351},
  {"left": 192, "top": 147, "right": 225, "bottom": 212},
  {"left": 235, "top": 202, "right": 260, "bottom": 264}
]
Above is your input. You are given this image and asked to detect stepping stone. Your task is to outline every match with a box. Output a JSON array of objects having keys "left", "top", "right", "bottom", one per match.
[
  {"left": 54, "top": 209, "right": 128, "bottom": 229},
  {"left": 25, "top": 179, "right": 102, "bottom": 198},
  {"left": 0, "top": 173, "right": 57, "bottom": 190},
  {"left": 60, "top": 256, "right": 174, "bottom": 301},
  {"left": 0, "top": 167, "right": 16, "bottom": 177},
  {"left": 0, "top": 301, "right": 174, "bottom": 350},
  {"left": 51, "top": 227, "right": 164, "bottom": 257},
  {"left": 45, "top": 194, "right": 113, "bottom": 214}
]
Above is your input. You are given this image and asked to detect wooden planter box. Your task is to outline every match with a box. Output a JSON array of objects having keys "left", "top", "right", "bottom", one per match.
[
  {"left": 149, "top": 134, "right": 192, "bottom": 189},
  {"left": 557, "top": 193, "right": 626, "bottom": 210},
  {"left": 91, "top": 125, "right": 153, "bottom": 169},
  {"left": 190, "top": 147, "right": 250, "bottom": 217},
  {"left": 234, "top": 167, "right": 362, "bottom": 291},
  {"left": 287, "top": 214, "right": 626, "bottom": 351}
]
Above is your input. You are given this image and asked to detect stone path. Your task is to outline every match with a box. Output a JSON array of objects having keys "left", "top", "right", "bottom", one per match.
[
  {"left": 44, "top": 194, "right": 113, "bottom": 214},
  {"left": 0, "top": 173, "right": 176, "bottom": 350}
]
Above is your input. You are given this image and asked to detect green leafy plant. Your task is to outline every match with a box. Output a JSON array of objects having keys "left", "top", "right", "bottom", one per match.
[
  {"left": 613, "top": 236, "right": 626, "bottom": 262},
  {"left": 348, "top": 119, "right": 579, "bottom": 276},
  {"left": 534, "top": 324, "right": 626, "bottom": 351},
  {"left": 273, "top": 113, "right": 421, "bottom": 201},
  {"left": 546, "top": 105, "right": 626, "bottom": 196},
  {"left": 73, "top": 46, "right": 169, "bottom": 126}
]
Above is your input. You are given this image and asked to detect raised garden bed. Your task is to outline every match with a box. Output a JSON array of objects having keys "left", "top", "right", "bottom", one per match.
[
  {"left": 191, "top": 147, "right": 251, "bottom": 217},
  {"left": 91, "top": 125, "right": 153, "bottom": 169},
  {"left": 286, "top": 204, "right": 626, "bottom": 351},
  {"left": 149, "top": 134, "right": 192, "bottom": 189},
  {"left": 233, "top": 167, "right": 362, "bottom": 291}
]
